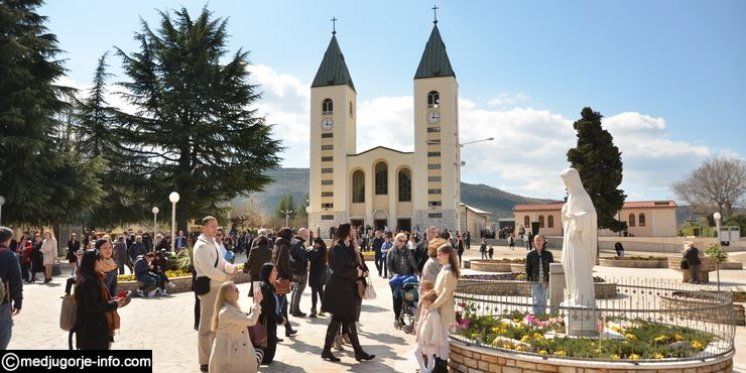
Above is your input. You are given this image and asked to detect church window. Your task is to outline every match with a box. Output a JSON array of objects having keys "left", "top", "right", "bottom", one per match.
[
  {"left": 628, "top": 213, "right": 636, "bottom": 227},
  {"left": 375, "top": 162, "right": 388, "bottom": 195},
  {"left": 321, "top": 180, "right": 333, "bottom": 185},
  {"left": 322, "top": 99, "right": 333, "bottom": 114},
  {"left": 523, "top": 216, "right": 530, "bottom": 227},
  {"left": 322, "top": 203, "right": 334, "bottom": 209},
  {"left": 639, "top": 213, "right": 646, "bottom": 227},
  {"left": 427, "top": 127, "right": 441, "bottom": 133},
  {"left": 321, "top": 145, "right": 333, "bottom": 150},
  {"left": 428, "top": 213, "right": 443, "bottom": 219},
  {"left": 352, "top": 170, "right": 365, "bottom": 203},
  {"left": 428, "top": 151, "right": 441, "bottom": 157},
  {"left": 398, "top": 168, "right": 412, "bottom": 202},
  {"left": 321, "top": 168, "right": 333, "bottom": 174},
  {"left": 321, "top": 156, "right": 333, "bottom": 161},
  {"left": 428, "top": 189, "right": 441, "bottom": 195},
  {"left": 547, "top": 215, "right": 554, "bottom": 228},
  {"left": 321, "top": 192, "right": 333, "bottom": 197},
  {"left": 428, "top": 176, "right": 441, "bottom": 182},
  {"left": 538, "top": 215, "right": 545, "bottom": 228},
  {"left": 428, "top": 201, "right": 442, "bottom": 207},
  {"left": 427, "top": 91, "right": 440, "bottom": 108},
  {"left": 321, "top": 215, "right": 334, "bottom": 220},
  {"left": 349, "top": 102, "right": 353, "bottom": 117},
  {"left": 428, "top": 164, "right": 441, "bottom": 170},
  {"left": 321, "top": 133, "right": 333, "bottom": 138}
]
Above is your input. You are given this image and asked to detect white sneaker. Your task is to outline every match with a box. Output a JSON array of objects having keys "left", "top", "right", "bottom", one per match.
[
  {"left": 168, "top": 282, "right": 176, "bottom": 289},
  {"left": 136, "top": 289, "right": 145, "bottom": 298},
  {"left": 147, "top": 289, "right": 158, "bottom": 298},
  {"left": 161, "top": 289, "right": 168, "bottom": 296}
]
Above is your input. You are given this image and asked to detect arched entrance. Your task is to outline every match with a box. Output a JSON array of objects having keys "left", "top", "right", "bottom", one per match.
[{"left": 373, "top": 209, "right": 388, "bottom": 230}]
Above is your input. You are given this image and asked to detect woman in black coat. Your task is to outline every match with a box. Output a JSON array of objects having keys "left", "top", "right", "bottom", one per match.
[
  {"left": 320, "top": 223, "right": 374, "bottom": 363},
  {"left": 308, "top": 237, "right": 328, "bottom": 318},
  {"left": 258, "top": 263, "right": 281, "bottom": 364},
  {"left": 74, "top": 249, "right": 124, "bottom": 350}
]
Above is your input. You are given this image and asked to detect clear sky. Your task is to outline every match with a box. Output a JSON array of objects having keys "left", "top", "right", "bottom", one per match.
[{"left": 41, "top": 0, "right": 746, "bottom": 201}]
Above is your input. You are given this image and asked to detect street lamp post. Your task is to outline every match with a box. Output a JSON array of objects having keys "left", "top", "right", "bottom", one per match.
[
  {"left": 0, "top": 196, "right": 5, "bottom": 225},
  {"left": 280, "top": 209, "right": 293, "bottom": 228},
  {"left": 713, "top": 212, "right": 722, "bottom": 245},
  {"left": 169, "top": 192, "right": 180, "bottom": 252},
  {"left": 152, "top": 207, "right": 160, "bottom": 242}
]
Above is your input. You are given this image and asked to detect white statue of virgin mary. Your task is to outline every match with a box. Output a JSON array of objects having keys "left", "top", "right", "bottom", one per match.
[{"left": 560, "top": 168, "right": 597, "bottom": 309}]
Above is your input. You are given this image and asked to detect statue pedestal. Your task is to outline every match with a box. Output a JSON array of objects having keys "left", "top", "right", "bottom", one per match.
[
  {"left": 548, "top": 263, "right": 565, "bottom": 315},
  {"left": 564, "top": 306, "right": 600, "bottom": 338}
]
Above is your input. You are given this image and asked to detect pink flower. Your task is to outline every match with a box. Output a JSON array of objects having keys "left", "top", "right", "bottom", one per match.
[{"left": 457, "top": 318, "right": 470, "bottom": 329}]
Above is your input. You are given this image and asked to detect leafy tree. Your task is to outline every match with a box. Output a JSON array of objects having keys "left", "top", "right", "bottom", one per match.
[
  {"left": 0, "top": 0, "right": 102, "bottom": 224},
  {"left": 275, "top": 194, "right": 297, "bottom": 220},
  {"left": 74, "top": 52, "right": 115, "bottom": 157},
  {"left": 673, "top": 156, "right": 746, "bottom": 218},
  {"left": 567, "top": 107, "right": 627, "bottom": 232},
  {"left": 112, "top": 7, "right": 281, "bottom": 231},
  {"left": 705, "top": 244, "right": 728, "bottom": 292}
]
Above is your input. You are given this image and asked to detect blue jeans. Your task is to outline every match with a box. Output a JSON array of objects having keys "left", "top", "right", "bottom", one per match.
[
  {"left": 532, "top": 283, "right": 548, "bottom": 316},
  {"left": 0, "top": 303, "right": 13, "bottom": 350}
]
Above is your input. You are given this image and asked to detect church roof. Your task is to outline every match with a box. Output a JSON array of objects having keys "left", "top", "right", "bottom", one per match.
[
  {"left": 414, "top": 24, "right": 456, "bottom": 80},
  {"left": 312, "top": 35, "right": 355, "bottom": 91}
]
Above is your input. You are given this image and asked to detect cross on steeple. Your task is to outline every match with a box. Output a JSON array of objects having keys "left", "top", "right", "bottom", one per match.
[
  {"left": 331, "top": 17, "right": 338, "bottom": 34},
  {"left": 432, "top": 5, "right": 439, "bottom": 24}
]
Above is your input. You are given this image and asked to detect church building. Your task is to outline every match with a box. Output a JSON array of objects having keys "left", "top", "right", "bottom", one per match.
[{"left": 307, "top": 19, "right": 464, "bottom": 236}]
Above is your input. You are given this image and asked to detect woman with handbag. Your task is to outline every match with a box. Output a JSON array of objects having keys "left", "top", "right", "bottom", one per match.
[
  {"left": 208, "top": 281, "right": 263, "bottom": 373},
  {"left": 74, "top": 248, "right": 126, "bottom": 350},
  {"left": 320, "top": 223, "right": 375, "bottom": 363},
  {"left": 258, "top": 263, "right": 281, "bottom": 364}
]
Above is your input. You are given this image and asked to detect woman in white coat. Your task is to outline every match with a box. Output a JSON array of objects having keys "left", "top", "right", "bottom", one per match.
[
  {"left": 209, "top": 281, "right": 263, "bottom": 373},
  {"left": 41, "top": 230, "right": 57, "bottom": 283},
  {"left": 427, "top": 243, "right": 460, "bottom": 373}
]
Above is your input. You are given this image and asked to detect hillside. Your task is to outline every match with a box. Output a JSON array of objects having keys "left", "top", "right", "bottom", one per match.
[{"left": 233, "top": 168, "right": 554, "bottom": 219}]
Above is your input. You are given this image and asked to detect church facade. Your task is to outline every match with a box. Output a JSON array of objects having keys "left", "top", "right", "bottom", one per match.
[{"left": 308, "top": 22, "right": 462, "bottom": 235}]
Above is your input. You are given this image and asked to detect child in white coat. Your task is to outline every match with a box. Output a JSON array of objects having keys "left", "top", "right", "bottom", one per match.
[{"left": 414, "top": 289, "right": 444, "bottom": 373}]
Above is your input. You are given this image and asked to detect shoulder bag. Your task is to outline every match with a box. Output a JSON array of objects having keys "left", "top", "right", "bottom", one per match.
[
  {"left": 363, "top": 277, "right": 376, "bottom": 300},
  {"left": 274, "top": 278, "right": 291, "bottom": 295},
  {"left": 194, "top": 246, "right": 219, "bottom": 296}
]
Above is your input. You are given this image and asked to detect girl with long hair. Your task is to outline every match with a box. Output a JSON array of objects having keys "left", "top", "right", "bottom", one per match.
[
  {"left": 208, "top": 281, "right": 263, "bottom": 373},
  {"left": 427, "top": 243, "right": 460, "bottom": 372}
]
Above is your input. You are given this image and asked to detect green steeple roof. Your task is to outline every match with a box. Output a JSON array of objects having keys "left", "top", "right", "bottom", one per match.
[
  {"left": 311, "top": 35, "right": 355, "bottom": 91},
  {"left": 414, "top": 24, "right": 456, "bottom": 80}
]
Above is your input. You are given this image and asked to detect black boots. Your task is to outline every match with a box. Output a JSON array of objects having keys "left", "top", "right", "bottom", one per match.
[
  {"left": 347, "top": 322, "right": 375, "bottom": 361},
  {"left": 322, "top": 320, "right": 341, "bottom": 362}
]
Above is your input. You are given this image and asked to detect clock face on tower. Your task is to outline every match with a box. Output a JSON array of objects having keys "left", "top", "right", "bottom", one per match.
[
  {"left": 426, "top": 111, "right": 441, "bottom": 125},
  {"left": 321, "top": 118, "right": 334, "bottom": 131}
]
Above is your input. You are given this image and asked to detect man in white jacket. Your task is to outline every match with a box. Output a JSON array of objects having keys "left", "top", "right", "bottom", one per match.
[{"left": 194, "top": 216, "right": 235, "bottom": 372}]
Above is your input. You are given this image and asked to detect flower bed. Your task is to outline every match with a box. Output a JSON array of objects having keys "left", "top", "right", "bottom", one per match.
[
  {"left": 453, "top": 306, "right": 715, "bottom": 362},
  {"left": 470, "top": 260, "right": 512, "bottom": 272},
  {"left": 599, "top": 256, "right": 668, "bottom": 268},
  {"left": 117, "top": 264, "right": 249, "bottom": 294}
]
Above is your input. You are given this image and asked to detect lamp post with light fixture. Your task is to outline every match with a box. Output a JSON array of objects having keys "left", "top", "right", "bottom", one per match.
[{"left": 169, "top": 192, "right": 180, "bottom": 252}]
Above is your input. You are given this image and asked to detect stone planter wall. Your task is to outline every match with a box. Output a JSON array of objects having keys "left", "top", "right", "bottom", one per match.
[
  {"left": 470, "top": 260, "right": 513, "bottom": 272},
  {"left": 598, "top": 258, "right": 668, "bottom": 268},
  {"left": 118, "top": 272, "right": 251, "bottom": 294},
  {"left": 448, "top": 340, "right": 734, "bottom": 373},
  {"left": 659, "top": 295, "right": 733, "bottom": 324},
  {"left": 734, "top": 303, "right": 745, "bottom": 326},
  {"left": 667, "top": 257, "right": 715, "bottom": 271},
  {"left": 720, "top": 261, "right": 743, "bottom": 270},
  {"left": 459, "top": 280, "right": 617, "bottom": 299}
]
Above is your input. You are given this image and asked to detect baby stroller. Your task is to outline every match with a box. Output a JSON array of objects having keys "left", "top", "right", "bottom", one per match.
[{"left": 397, "top": 276, "right": 420, "bottom": 334}]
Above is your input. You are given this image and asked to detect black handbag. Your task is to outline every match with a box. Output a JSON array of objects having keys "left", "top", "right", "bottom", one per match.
[
  {"left": 680, "top": 260, "right": 689, "bottom": 270},
  {"left": 194, "top": 246, "right": 220, "bottom": 296}
]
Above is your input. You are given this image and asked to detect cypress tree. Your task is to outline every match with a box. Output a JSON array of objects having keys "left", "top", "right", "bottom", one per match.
[{"left": 567, "top": 107, "right": 627, "bottom": 232}]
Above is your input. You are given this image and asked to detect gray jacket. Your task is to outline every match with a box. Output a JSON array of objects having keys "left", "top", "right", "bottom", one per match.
[
  {"left": 386, "top": 246, "right": 417, "bottom": 277},
  {"left": 421, "top": 257, "right": 442, "bottom": 283}
]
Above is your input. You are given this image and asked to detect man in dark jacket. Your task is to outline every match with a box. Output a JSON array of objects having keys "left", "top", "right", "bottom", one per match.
[
  {"left": 525, "top": 235, "right": 553, "bottom": 315},
  {"left": 289, "top": 228, "right": 310, "bottom": 317},
  {"left": 683, "top": 242, "right": 702, "bottom": 284},
  {"left": 414, "top": 226, "right": 437, "bottom": 274},
  {"left": 372, "top": 230, "right": 385, "bottom": 277},
  {"left": 0, "top": 226, "right": 23, "bottom": 349},
  {"left": 244, "top": 234, "right": 272, "bottom": 292}
]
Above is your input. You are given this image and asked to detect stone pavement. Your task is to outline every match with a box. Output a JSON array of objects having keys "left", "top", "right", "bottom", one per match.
[{"left": 8, "top": 260, "right": 418, "bottom": 372}]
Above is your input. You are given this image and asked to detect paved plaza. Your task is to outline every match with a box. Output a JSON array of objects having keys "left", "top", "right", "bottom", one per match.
[{"left": 7, "top": 247, "right": 746, "bottom": 372}]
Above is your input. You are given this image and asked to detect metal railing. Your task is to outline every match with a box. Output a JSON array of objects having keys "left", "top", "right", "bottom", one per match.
[{"left": 450, "top": 276, "right": 736, "bottom": 363}]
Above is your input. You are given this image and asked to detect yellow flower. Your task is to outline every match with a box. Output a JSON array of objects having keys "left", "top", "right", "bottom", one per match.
[
  {"left": 533, "top": 332, "right": 545, "bottom": 340},
  {"left": 625, "top": 333, "right": 638, "bottom": 341},
  {"left": 521, "top": 335, "right": 531, "bottom": 342},
  {"left": 554, "top": 350, "right": 567, "bottom": 357},
  {"left": 538, "top": 350, "right": 548, "bottom": 355},
  {"left": 610, "top": 354, "right": 621, "bottom": 360},
  {"left": 674, "top": 334, "right": 684, "bottom": 342},
  {"left": 629, "top": 354, "right": 640, "bottom": 361},
  {"left": 691, "top": 341, "right": 704, "bottom": 350},
  {"left": 654, "top": 335, "right": 669, "bottom": 343},
  {"left": 653, "top": 353, "right": 665, "bottom": 360},
  {"left": 515, "top": 345, "right": 526, "bottom": 352}
]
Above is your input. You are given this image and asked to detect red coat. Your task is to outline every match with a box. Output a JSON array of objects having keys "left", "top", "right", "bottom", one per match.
[{"left": 17, "top": 240, "right": 33, "bottom": 265}]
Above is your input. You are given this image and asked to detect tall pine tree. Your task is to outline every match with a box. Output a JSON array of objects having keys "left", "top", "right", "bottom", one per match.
[
  {"left": 567, "top": 107, "right": 627, "bottom": 232},
  {"left": 0, "top": 0, "right": 102, "bottom": 224},
  {"left": 113, "top": 7, "right": 281, "bottom": 231}
]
